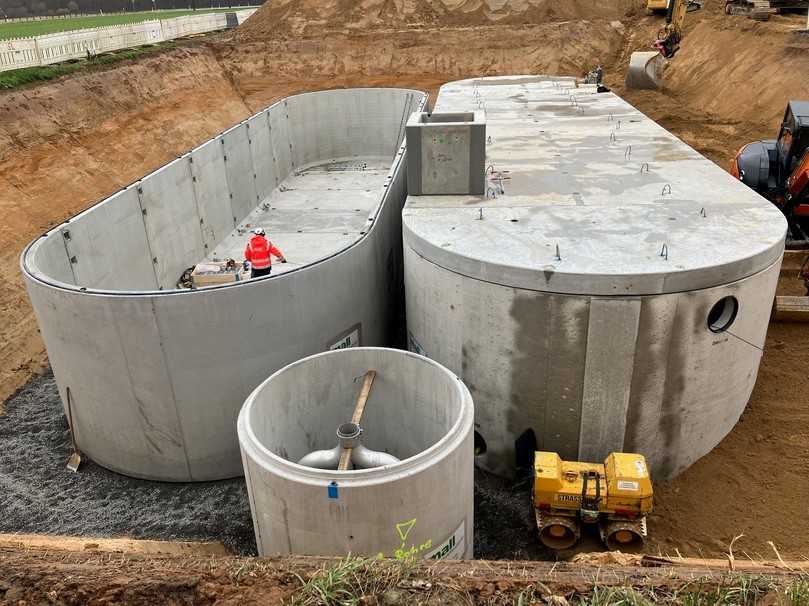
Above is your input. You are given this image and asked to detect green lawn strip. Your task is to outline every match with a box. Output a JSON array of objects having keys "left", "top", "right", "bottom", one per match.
[
  {"left": 0, "top": 40, "right": 177, "bottom": 89},
  {"left": 0, "top": 8, "right": 245, "bottom": 40}
]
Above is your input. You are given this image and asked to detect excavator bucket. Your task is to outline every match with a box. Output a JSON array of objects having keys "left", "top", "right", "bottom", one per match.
[{"left": 625, "top": 51, "right": 664, "bottom": 90}]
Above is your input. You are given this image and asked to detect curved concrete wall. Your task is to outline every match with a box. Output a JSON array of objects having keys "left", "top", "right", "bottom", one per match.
[
  {"left": 405, "top": 248, "right": 780, "bottom": 480},
  {"left": 22, "top": 88, "right": 427, "bottom": 482},
  {"left": 238, "top": 348, "right": 474, "bottom": 558}
]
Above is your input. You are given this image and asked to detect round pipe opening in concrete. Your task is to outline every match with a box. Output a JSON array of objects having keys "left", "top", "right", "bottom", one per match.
[
  {"left": 243, "top": 349, "right": 470, "bottom": 467},
  {"left": 707, "top": 296, "right": 739, "bottom": 333},
  {"left": 237, "top": 347, "right": 475, "bottom": 558}
]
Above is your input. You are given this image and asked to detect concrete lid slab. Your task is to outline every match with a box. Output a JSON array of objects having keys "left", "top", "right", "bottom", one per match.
[{"left": 402, "top": 76, "right": 787, "bottom": 296}]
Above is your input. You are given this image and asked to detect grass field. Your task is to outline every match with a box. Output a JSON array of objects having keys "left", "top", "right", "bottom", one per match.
[
  {"left": 0, "top": 40, "right": 177, "bottom": 88},
  {"left": 0, "top": 8, "right": 252, "bottom": 40}
]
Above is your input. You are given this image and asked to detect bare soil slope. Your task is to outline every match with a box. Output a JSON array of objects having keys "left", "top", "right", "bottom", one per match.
[{"left": 237, "top": 0, "right": 645, "bottom": 37}]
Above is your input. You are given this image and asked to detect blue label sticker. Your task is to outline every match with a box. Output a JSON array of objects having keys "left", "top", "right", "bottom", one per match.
[{"left": 328, "top": 481, "right": 339, "bottom": 499}]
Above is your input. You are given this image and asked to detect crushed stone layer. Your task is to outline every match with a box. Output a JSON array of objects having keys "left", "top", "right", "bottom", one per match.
[
  {"left": 0, "top": 372, "right": 256, "bottom": 555},
  {"left": 0, "top": 371, "right": 544, "bottom": 559}
]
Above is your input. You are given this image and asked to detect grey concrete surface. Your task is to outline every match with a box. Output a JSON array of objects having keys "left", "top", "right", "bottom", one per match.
[
  {"left": 207, "top": 159, "right": 391, "bottom": 275},
  {"left": 403, "top": 76, "right": 786, "bottom": 480},
  {"left": 21, "top": 88, "right": 427, "bottom": 482},
  {"left": 404, "top": 77, "right": 785, "bottom": 296},
  {"left": 238, "top": 348, "right": 474, "bottom": 558}
]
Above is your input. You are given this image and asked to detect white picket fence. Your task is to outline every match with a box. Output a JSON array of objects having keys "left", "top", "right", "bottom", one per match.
[{"left": 0, "top": 9, "right": 255, "bottom": 72}]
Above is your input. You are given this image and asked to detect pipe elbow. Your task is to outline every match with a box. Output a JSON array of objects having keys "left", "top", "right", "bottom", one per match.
[
  {"left": 352, "top": 444, "right": 400, "bottom": 469},
  {"left": 297, "top": 446, "right": 342, "bottom": 469}
]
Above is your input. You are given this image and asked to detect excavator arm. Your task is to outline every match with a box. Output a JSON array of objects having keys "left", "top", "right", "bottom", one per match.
[
  {"left": 654, "top": 0, "right": 703, "bottom": 59},
  {"left": 625, "top": 0, "right": 702, "bottom": 89}
]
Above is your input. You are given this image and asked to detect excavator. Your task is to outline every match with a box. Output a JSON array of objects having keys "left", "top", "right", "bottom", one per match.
[
  {"left": 731, "top": 101, "right": 809, "bottom": 247},
  {"left": 626, "top": 0, "right": 703, "bottom": 89}
]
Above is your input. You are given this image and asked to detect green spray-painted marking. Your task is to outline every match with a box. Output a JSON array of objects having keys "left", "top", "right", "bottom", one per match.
[{"left": 395, "top": 518, "right": 417, "bottom": 542}]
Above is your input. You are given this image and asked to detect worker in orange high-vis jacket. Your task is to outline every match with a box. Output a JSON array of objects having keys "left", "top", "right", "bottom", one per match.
[{"left": 244, "top": 228, "right": 286, "bottom": 279}]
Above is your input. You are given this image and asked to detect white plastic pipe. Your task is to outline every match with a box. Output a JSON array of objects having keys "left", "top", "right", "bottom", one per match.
[{"left": 297, "top": 422, "right": 400, "bottom": 470}]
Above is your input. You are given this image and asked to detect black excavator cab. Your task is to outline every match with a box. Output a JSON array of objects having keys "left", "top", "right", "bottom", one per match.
[
  {"left": 734, "top": 101, "right": 809, "bottom": 198},
  {"left": 733, "top": 101, "right": 809, "bottom": 245},
  {"left": 775, "top": 101, "right": 809, "bottom": 186}
]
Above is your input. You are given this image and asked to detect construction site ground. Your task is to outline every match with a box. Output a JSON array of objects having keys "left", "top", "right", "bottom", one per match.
[{"left": 1, "top": 0, "right": 809, "bottom": 600}]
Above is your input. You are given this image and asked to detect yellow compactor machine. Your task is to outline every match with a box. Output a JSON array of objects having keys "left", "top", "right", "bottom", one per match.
[{"left": 533, "top": 452, "right": 653, "bottom": 552}]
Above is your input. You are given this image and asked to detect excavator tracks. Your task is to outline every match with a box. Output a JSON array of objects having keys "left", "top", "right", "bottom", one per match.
[{"left": 725, "top": 0, "right": 808, "bottom": 20}]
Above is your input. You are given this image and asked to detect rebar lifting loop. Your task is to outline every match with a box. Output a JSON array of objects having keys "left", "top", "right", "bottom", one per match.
[
  {"left": 700, "top": 207, "right": 707, "bottom": 217},
  {"left": 554, "top": 244, "right": 562, "bottom": 261},
  {"left": 640, "top": 162, "right": 650, "bottom": 174},
  {"left": 660, "top": 243, "right": 668, "bottom": 260},
  {"left": 624, "top": 145, "right": 632, "bottom": 160},
  {"left": 610, "top": 132, "right": 616, "bottom": 144},
  {"left": 662, "top": 184, "right": 672, "bottom": 196}
]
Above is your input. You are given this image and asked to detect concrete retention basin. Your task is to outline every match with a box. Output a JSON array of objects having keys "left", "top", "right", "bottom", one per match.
[
  {"left": 403, "top": 76, "right": 786, "bottom": 481},
  {"left": 21, "top": 88, "right": 427, "bottom": 482}
]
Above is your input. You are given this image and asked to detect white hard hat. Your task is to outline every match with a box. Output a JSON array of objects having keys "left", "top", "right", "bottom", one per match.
[{"left": 252, "top": 228, "right": 266, "bottom": 236}]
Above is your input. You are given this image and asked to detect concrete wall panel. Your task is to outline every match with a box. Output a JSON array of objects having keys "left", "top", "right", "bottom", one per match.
[
  {"left": 578, "top": 298, "right": 641, "bottom": 462},
  {"left": 189, "top": 141, "right": 234, "bottom": 251},
  {"left": 138, "top": 158, "right": 204, "bottom": 289},
  {"left": 25, "top": 227, "right": 75, "bottom": 285},
  {"left": 24, "top": 281, "right": 189, "bottom": 480},
  {"left": 222, "top": 123, "right": 259, "bottom": 225},
  {"left": 268, "top": 102, "right": 293, "bottom": 181},
  {"left": 63, "top": 187, "right": 157, "bottom": 291},
  {"left": 286, "top": 89, "right": 415, "bottom": 170},
  {"left": 287, "top": 92, "right": 340, "bottom": 168},
  {"left": 247, "top": 111, "right": 276, "bottom": 201}
]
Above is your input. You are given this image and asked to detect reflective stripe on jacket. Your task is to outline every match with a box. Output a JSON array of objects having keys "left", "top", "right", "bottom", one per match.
[{"left": 244, "top": 235, "right": 282, "bottom": 270}]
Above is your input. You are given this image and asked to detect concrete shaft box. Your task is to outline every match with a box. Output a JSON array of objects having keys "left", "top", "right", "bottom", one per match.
[{"left": 406, "top": 111, "right": 486, "bottom": 196}]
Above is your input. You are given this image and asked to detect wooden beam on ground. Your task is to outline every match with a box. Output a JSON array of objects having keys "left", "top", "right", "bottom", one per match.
[
  {"left": 773, "top": 295, "right": 809, "bottom": 322},
  {"left": 0, "top": 533, "right": 229, "bottom": 556}
]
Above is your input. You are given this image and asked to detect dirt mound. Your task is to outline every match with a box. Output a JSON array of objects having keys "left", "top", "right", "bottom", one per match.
[
  {"left": 237, "top": 0, "right": 645, "bottom": 39},
  {"left": 663, "top": 12, "right": 809, "bottom": 134}
]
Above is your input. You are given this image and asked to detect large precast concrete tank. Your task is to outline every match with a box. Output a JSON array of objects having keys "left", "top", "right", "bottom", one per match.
[
  {"left": 238, "top": 347, "right": 474, "bottom": 558},
  {"left": 403, "top": 75, "right": 787, "bottom": 481},
  {"left": 21, "top": 88, "right": 427, "bottom": 482}
]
